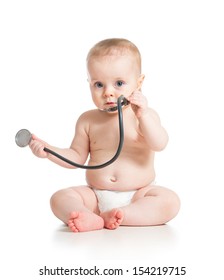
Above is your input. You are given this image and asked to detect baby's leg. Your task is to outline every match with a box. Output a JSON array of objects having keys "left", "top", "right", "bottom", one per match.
[
  {"left": 50, "top": 186, "right": 104, "bottom": 232},
  {"left": 120, "top": 185, "right": 180, "bottom": 226}
]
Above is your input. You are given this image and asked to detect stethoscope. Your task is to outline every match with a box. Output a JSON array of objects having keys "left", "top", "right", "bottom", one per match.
[{"left": 15, "top": 95, "right": 129, "bottom": 169}]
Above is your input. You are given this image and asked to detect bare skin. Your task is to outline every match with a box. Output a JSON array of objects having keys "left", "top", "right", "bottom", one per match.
[{"left": 30, "top": 47, "right": 180, "bottom": 233}]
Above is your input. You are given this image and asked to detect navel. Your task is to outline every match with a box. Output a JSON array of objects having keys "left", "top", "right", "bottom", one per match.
[{"left": 110, "top": 176, "right": 117, "bottom": 183}]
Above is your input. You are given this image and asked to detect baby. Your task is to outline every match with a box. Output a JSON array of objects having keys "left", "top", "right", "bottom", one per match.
[{"left": 29, "top": 38, "right": 180, "bottom": 232}]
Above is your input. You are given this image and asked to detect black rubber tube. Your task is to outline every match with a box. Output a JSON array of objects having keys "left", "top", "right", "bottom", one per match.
[{"left": 43, "top": 95, "right": 125, "bottom": 169}]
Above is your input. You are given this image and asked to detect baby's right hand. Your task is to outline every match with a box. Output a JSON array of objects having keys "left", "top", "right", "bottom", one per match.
[{"left": 29, "top": 134, "right": 48, "bottom": 158}]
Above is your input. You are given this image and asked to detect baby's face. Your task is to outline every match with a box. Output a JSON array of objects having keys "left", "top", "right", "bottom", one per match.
[{"left": 87, "top": 54, "right": 142, "bottom": 111}]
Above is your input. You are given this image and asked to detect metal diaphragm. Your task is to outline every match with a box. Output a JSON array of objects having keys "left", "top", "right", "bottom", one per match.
[{"left": 15, "top": 129, "right": 32, "bottom": 147}]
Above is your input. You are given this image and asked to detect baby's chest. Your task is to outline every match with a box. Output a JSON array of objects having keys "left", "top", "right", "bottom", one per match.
[{"left": 89, "top": 122, "right": 142, "bottom": 151}]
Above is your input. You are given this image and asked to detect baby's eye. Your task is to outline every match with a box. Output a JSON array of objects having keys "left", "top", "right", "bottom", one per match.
[
  {"left": 115, "top": 80, "right": 125, "bottom": 87},
  {"left": 95, "top": 82, "right": 103, "bottom": 88}
]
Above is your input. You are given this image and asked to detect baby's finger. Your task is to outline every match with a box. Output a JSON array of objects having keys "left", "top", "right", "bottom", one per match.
[
  {"left": 129, "top": 92, "right": 143, "bottom": 103},
  {"left": 130, "top": 97, "right": 145, "bottom": 108},
  {"left": 29, "top": 139, "right": 47, "bottom": 157},
  {"left": 127, "top": 91, "right": 138, "bottom": 101},
  {"left": 32, "top": 134, "right": 44, "bottom": 143},
  {"left": 131, "top": 93, "right": 148, "bottom": 109},
  {"left": 132, "top": 89, "right": 142, "bottom": 96}
]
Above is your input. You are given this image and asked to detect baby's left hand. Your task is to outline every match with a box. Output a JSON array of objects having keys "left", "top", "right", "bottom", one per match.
[{"left": 128, "top": 90, "right": 149, "bottom": 118}]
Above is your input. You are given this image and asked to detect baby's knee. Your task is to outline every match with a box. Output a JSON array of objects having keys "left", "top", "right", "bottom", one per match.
[
  {"left": 50, "top": 190, "right": 60, "bottom": 210},
  {"left": 164, "top": 190, "right": 181, "bottom": 222},
  {"left": 50, "top": 187, "right": 84, "bottom": 208},
  {"left": 50, "top": 188, "right": 71, "bottom": 209},
  {"left": 50, "top": 188, "right": 64, "bottom": 200}
]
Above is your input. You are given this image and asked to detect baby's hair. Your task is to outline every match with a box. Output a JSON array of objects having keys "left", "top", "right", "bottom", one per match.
[{"left": 86, "top": 38, "right": 142, "bottom": 72}]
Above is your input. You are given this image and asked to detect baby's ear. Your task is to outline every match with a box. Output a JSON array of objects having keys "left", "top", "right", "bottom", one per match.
[{"left": 137, "top": 74, "right": 145, "bottom": 90}]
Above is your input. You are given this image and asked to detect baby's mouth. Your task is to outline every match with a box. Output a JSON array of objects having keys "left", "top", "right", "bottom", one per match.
[
  {"left": 99, "top": 97, "right": 130, "bottom": 112},
  {"left": 105, "top": 101, "right": 117, "bottom": 106}
]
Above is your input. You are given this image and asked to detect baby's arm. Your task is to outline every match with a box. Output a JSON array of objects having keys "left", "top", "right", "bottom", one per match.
[
  {"left": 128, "top": 91, "right": 168, "bottom": 151},
  {"left": 29, "top": 114, "right": 89, "bottom": 168}
]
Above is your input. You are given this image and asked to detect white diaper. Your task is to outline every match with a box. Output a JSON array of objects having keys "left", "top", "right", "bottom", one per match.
[{"left": 93, "top": 189, "right": 136, "bottom": 212}]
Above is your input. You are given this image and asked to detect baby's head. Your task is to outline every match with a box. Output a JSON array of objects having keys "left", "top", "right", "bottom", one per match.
[
  {"left": 86, "top": 38, "right": 145, "bottom": 111},
  {"left": 86, "top": 38, "right": 142, "bottom": 75}
]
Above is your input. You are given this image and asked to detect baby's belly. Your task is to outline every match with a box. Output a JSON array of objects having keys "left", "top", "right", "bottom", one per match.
[{"left": 86, "top": 158, "right": 155, "bottom": 191}]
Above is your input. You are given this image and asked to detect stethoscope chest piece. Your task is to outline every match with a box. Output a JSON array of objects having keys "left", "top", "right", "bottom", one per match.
[{"left": 15, "top": 129, "right": 32, "bottom": 147}]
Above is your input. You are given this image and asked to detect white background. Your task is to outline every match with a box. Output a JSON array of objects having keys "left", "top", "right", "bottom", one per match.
[{"left": 1, "top": 0, "right": 224, "bottom": 279}]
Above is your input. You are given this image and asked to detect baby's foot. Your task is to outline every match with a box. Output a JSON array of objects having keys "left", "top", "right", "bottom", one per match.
[
  {"left": 67, "top": 211, "right": 104, "bottom": 233},
  {"left": 100, "top": 208, "right": 124, "bottom": 230}
]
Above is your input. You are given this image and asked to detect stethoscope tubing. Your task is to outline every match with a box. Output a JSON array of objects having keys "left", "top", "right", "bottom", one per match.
[{"left": 37, "top": 95, "right": 125, "bottom": 169}]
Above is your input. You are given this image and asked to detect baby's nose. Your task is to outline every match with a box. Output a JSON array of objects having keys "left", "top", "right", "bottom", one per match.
[{"left": 103, "top": 86, "right": 115, "bottom": 97}]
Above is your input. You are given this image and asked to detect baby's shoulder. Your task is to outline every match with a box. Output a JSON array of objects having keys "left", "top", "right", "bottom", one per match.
[{"left": 77, "top": 109, "right": 101, "bottom": 123}]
